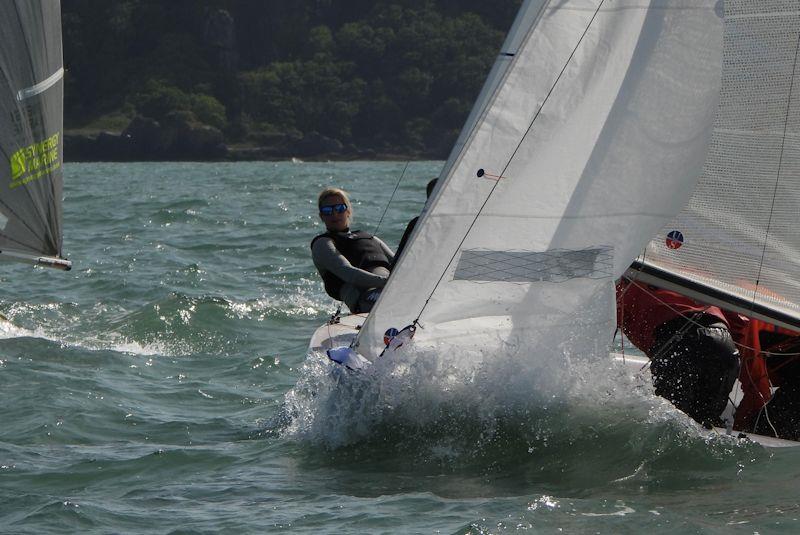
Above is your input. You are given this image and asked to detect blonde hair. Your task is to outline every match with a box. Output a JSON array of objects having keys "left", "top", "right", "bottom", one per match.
[{"left": 317, "top": 187, "right": 352, "bottom": 213}]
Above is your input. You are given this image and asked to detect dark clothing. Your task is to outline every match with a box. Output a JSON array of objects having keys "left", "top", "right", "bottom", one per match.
[
  {"left": 749, "top": 332, "right": 800, "bottom": 440},
  {"left": 650, "top": 317, "right": 740, "bottom": 427},
  {"left": 616, "top": 278, "right": 732, "bottom": 353},
  {"left": 617, "top": 277, "right": 744, "bottom": 427},
  {"left": 393, "top": 216, "right": 418, "bottom": 266},
  {"left": 311, "top": 229, "right": 392, "bottom": 299},
  {"left": 310, "top": 229, "right": 394, "bottom": 313}
]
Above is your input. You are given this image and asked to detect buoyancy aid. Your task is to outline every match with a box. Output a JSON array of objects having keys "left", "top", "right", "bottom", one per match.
[{"left": 311, "top": 229, "right": 392, "bottom": 300}]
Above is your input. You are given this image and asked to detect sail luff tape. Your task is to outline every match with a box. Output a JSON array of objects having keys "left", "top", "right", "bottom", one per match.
[{"left": 16, "top": 67, "right": 64, "bottom": 101}]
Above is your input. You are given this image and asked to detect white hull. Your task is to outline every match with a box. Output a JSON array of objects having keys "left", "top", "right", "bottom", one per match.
[
  {"left": 309, "top": 315, "right": 800, "bottom": 448},
  {"left": 309, "top": 313, "right": 368, "bottom": 352}
]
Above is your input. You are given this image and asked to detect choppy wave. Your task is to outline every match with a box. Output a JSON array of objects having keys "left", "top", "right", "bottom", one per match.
[{"left": 5, "top": 162, "right": 800, "bottom": 534}]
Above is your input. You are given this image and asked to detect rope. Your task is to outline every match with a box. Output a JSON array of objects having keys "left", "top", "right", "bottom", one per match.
[{"left": 325, "top": 302, "right": 342, "bottom": 350}]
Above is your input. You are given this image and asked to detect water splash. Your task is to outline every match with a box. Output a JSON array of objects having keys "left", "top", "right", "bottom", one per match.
[{"left": 275, "top": 333, "right": 769, "bottom": 491}]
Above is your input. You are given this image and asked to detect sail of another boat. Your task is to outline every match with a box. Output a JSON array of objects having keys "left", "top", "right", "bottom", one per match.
[
  {"left": 0, "top": 0, "right": 70, "bottom": 270},
  {"left": 629, "top": 0, "right": 800, "bottom": 333}
]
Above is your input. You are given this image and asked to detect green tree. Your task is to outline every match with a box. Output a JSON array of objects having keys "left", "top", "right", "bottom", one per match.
[{"left": 62, "top": 0, "right": 521, "bottom": 157}]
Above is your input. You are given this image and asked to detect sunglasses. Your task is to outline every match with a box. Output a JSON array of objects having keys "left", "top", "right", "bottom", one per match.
[{"left": 319, "top": 203, "right": 348, "bottom": 216}]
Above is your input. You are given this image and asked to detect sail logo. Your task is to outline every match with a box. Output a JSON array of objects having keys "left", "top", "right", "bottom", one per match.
[
  {"left": 9, "top": 133, "right": 60, "bottom": 189},
  {"left": 666, "top": 230, "right": 684, "bottom": 250},
  {"left": 10, "top": 151, "right": 26, "bottom": 180}
]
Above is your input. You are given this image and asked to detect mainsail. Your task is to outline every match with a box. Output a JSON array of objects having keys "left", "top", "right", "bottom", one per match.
[
  {"left": 0, "top": 0, "right": 70, "bottom": 270},
  {"left": 356, "top": 0, "right": 725, "bottom": 359},
  {"left": 631, "top": 0, "right": 800, "bottom": 331}
]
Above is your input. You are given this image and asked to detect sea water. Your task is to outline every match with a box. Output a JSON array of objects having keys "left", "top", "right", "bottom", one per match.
[{"left": 1, "top": 161, "right": 799, "bottom": 534}]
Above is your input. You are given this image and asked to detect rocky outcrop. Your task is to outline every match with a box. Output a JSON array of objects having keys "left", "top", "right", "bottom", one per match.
[
  {"left": 65, "top": 115, "right": 228, "bottom": 161},
  {"left": 292, "top": 131, "right": 344, "bottom": 157}
]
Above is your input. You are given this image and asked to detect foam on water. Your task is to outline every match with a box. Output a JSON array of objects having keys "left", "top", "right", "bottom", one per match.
[{"left": 278, "top": 335, "right": 746, "bottom": 465}]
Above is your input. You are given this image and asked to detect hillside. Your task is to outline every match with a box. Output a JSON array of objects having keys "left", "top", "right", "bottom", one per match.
[{"left": 62, "top": 0, "right": 521, "bottom": 161}]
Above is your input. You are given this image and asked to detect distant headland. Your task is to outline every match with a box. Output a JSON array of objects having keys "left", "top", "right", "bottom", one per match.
[{"left": 63, "top": 1, "right": 521, "bottom": 162}]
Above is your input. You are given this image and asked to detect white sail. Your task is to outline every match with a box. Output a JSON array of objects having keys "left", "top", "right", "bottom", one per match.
[
  {"left": 631, "top": 0, "right": 800, "bottom": 331},
  {"left": 356, "top": 0, "right": 725, "bottom": 359},
  {"left": 0, "top": 0, "right": 70, "bottom": 269}
]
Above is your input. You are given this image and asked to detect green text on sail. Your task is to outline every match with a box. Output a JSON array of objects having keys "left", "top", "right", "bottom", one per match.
[{"left": 10, "top": 133, "right": 60, "bottom": 188}]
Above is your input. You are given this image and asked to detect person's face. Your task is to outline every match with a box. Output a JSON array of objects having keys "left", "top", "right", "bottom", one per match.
[{"left": 319, "top": 194, "right": 351, "bottom": 232}]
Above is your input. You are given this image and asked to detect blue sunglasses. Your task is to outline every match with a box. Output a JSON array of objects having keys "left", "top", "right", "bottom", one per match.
[{"left": 320, "top": 203, "right": 348, "bottom": 216}]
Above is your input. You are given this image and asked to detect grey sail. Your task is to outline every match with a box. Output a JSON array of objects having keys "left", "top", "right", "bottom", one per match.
[
  {"left": 629, "top": 1, "right": 800, "bottom": 330},
  {"left": 0, "top": 0, "right": 70, "bottom": 269}
]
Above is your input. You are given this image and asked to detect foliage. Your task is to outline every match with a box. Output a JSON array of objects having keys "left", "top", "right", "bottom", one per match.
[
  {"left": 61, "top": 0, "right": 521, "bottom": 156},
  {"left": 132, "top": 81, "right": 227, "bottom": 130}
]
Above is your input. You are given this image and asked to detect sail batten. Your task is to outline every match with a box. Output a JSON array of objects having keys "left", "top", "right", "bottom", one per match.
[{"left": 16, "top": 67, "right": 63, "bottom": 101}]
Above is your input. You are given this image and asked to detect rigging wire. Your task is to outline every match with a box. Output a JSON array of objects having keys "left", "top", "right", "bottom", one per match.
[
  {"left": 373, "top": 161, "right": 410, "bottom": 236},
  {"left": 413, "top": 0, "right": 608, "bottom": 324}
]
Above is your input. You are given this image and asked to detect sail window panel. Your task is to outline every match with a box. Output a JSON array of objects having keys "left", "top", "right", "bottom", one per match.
[{"left": 453, "top": 247, "right": 613, "bottom": 283}]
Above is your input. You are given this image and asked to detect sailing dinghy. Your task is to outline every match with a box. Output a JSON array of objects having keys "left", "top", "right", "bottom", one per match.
[
  {"left": 0, "top": 0, "right": 70, "bottom": 271},
  {"left": 313, "top": 0, "right": 725, "bottom": 369},
  {"left": 309, "top": 0, "right": 800, "bottom": 445}
]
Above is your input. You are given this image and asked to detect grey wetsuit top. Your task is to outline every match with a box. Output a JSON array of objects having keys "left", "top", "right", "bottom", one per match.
[{"left": 311, "top": 235, "right": 394, "bottom": 312}]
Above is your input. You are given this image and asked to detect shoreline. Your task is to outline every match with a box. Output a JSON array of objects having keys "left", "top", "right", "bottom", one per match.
[{"left": 64, "top": 133, "right": 443, "bottom": 163}]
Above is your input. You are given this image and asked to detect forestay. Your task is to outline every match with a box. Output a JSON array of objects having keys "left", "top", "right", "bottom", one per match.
[
  {"left": 356, "top": 0, "right": 725, "bottom": 360},
  {"left": 632, "top": 0, "right": 800, "bottom": 331},
  {"left": 0, "top": 0, "right": 70, "bottom": 269}
]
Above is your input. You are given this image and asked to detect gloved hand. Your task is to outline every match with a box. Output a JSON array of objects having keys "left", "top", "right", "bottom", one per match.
[{"left": 366, "top": 290, "right": 381, "bottom": 302}]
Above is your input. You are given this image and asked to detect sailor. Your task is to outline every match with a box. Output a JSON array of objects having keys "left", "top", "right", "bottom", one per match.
[
  {"left": 311, "top": 187, "right": 394, "bottom": 314},
  {"left": 617, "top": 276, "right": 746, "bottom": 427},
  {"left": 394, "top": 178, "right": 437, "bottom": 265}
]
